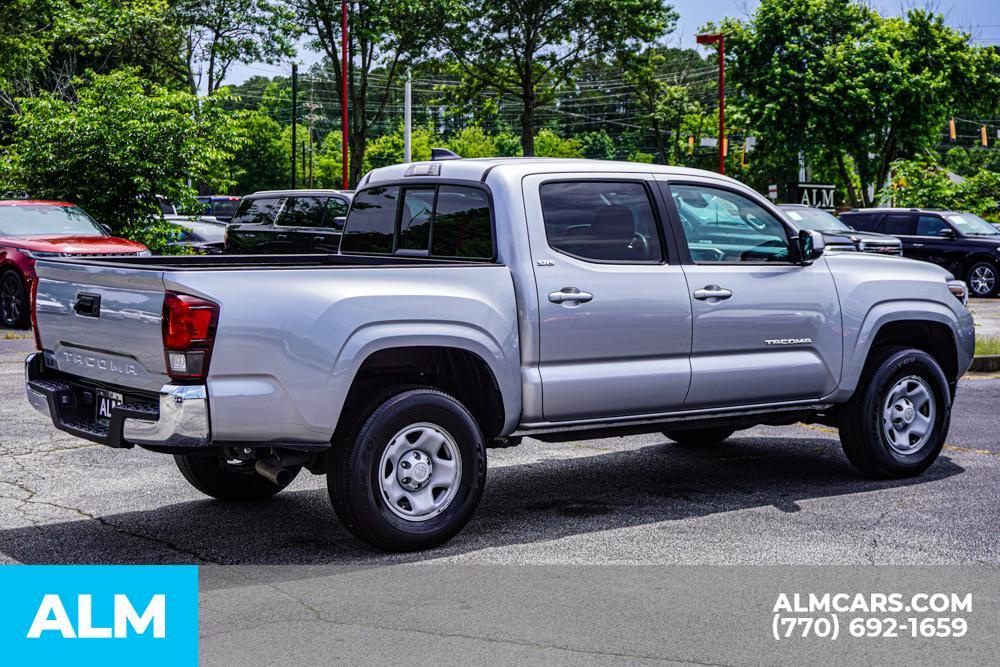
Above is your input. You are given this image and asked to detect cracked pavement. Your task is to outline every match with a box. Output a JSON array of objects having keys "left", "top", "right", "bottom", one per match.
[{"left": 2, "top": 336, "right": 999, "bottom": 663}]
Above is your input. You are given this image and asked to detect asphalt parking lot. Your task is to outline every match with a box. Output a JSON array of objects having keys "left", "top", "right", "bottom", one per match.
[{"left": 2, "top": 332, "right": 999, "bottom": 662}]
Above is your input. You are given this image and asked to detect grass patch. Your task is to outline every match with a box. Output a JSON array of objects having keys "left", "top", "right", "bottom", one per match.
[{"left": 976, "top": 337, "right": 1000, "bottom": 356}]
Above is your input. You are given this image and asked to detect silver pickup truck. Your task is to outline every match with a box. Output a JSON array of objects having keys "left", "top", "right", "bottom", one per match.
[{"left": 25, "top": 158, "right": 975, "bottom": 551}]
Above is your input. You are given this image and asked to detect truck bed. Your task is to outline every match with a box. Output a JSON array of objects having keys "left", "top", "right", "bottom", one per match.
[{"left": 32, "top": 251, "right": 520, "bottom": 446}]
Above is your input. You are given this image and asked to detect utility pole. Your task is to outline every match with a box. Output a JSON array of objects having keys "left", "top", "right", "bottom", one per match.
[
  {"left": 404, "top": 69, "right": 412, "bottom": 163},
  {"left": 291, "top": 62, "right": 298, "bottom": 189},
  {"left": 696, "top": 33, "right": 725, "bottom": 175},
  {"left": 341, "top": 0, "right": 349, "bottom": 189}
]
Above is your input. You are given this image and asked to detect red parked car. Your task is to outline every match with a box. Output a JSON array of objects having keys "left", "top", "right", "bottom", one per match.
[{"left": 0, "top": 200, "right": 149, "bottom": 328}]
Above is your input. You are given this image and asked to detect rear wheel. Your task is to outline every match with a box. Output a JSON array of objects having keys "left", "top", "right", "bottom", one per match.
[
  {"left": 328, "top": 387, "right": 486, "bottom": 552},
  {"left": 838, "top": 346, "right": 950, "bottom": 478},
  {"left": 0, "top": 270, "right": 29, "bottom": 329},
  {"left": 662, "top": 427, "right": 735, "bottom": 447},
  {"left": 174, "top": 454, "right": 300, "bottom": 501},
  {"left": 967, "top": 261, "right": 998, "bottom": 298}
]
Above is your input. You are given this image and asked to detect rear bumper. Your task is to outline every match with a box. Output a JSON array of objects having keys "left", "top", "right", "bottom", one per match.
[{"left": 25, "top": 352, "right": 211, "bottom": 448}]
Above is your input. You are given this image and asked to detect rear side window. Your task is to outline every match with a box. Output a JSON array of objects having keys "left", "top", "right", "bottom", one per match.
[
  {"left": 884, "top": 215, "right": 915, "bottom": 236},
  {"left": 231, "top": 197, "right": 283, "bottom": 225},
  {"left": 431, "top": 186, "right": 492, "bottom": 258},
  {"left": 341, "top": 186, "right": 399, "bottom": 253},
  {"left": 843, "top": 213, "right": 879, "bottom": 232},
  {"left": 540, "top": 181, "right": 663, "bottom": 262},
  {"left": 277, "top": 196, "right": 325, "bottom": 227},
  {"left": 325, "top": 197, "right": 349, "bottom": 228}
]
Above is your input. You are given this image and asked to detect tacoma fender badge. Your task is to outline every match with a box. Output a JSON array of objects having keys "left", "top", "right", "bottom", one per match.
[{"left": 764, "top": 338, "right": 813, "bottom": 346}]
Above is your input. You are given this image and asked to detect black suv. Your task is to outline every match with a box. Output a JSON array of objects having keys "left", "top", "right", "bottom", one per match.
[
  {"left": 841, "top": 208, "right": 1000, "bottom": 297},
  {"left": 225, "top": 189, "right": 352, "bottom": 254}
]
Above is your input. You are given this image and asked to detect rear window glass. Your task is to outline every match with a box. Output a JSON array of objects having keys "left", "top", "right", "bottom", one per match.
[
  {"left": 431, "top": 186, "right": 492, "bottom": 259},
  {"left": 231, "top": 197, "right": 283, "bottom": 225},
  {"left": 211, "top": 199, "right": 241, "bottom": 219},
  {"left": 341, "top": 186, "right": 399, "bottom": 254},
  {"left": 399, "top": 188, "right": 435, "bottom": 251}
]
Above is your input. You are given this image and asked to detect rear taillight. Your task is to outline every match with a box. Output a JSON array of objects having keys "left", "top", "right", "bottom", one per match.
[
  {"left": 30, "top": 278, "right": 41, "bottom": 351},
  {"left": 162, "top": 292, "right": 219, "bottom": 382}
]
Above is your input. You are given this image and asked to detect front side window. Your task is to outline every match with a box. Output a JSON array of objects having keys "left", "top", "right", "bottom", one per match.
[
  {"left": 670, "top": 184, "right": 790, "bottom": 263},
  {"left": 916, "top": 215, "right": 949, "bottom": 237},
  {"left": 277, "top": 196, "right": 326, "bottom": 227},
  {"left": 231, "top": 197, "right": 283, "bottom": 226},
  {"left": 0, "top": 204, "right": 106, "bottom": 237},
  {"left": 340, "top": 186, "right": 399, "bottom": 254},
  {"left": 540, "top": 181, "right": 663, "bottom": 262}
]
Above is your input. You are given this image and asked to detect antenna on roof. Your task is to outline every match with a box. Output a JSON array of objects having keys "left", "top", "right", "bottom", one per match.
[{"left": 430, "top": 148, "right": 461, "bottom": 161}]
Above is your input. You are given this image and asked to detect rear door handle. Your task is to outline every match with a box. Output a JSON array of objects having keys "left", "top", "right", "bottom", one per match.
[
  {"left": 276, "top": 234, "right": 288, "bottom": 241},
  {"left": 912, "top": 243, "right": 924, "bottom": 247},
  {"left": 314, "top": 236, "right": 325, "bottom": 243},
  {"left": 549, "top": 288, "right": 593, "bottom": 304},
  {"left": 693, "top": 285, "right": 733, "bottom": 301}
]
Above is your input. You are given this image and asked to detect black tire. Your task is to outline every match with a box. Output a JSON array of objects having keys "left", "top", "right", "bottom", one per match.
[
  {"left": 838, "top": 346, "right": 951, "bottom": 478},
  {"left": 328, "top": 387, "right": 486, "bottom": 552},
  {"left": 174, "top": 454, "right": 300, "bottom": 501},
  {"left": 662, "top": 427, "right": 735, "bottom": 447},
  {"left": 0, "top": 270, "right": 29, "bottom": 329},
  {"left": 966, "top": 261, "right": 998, "bottom": 298}
]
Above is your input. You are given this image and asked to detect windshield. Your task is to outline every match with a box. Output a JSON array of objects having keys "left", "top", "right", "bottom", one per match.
[
  {"left": 0, "top": 204, "right": 106, "bottom": 238},
  {"left": 780, "top": 207, "right": 849, "bottom": 232},
  {"left": 946, "top": 213, "right": 1000, "bottom": 236}
]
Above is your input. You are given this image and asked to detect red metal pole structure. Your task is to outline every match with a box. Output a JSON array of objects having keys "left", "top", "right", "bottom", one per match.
[
  {"left": 341, "top": 0, "right": 349, "bottom": 190},
  {"left": 697, "top": 33, "right": 725, "bottom": 175}
]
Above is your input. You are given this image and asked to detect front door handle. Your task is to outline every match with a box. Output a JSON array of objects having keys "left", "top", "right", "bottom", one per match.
[
  {"left": 276, "top": 234, "right": 288, "bottom": 241},
  {"left": 693, "top": 285, "right": 733, "bottom": 301},
  {"left": 912, "top": 243, "right": 924, "bottom": 247},
  {"left": 314, "top": 236, "right": 325, "bottom": 243},
  {"left": 549, "top": 287, "right": 593, "bottom": 304}
]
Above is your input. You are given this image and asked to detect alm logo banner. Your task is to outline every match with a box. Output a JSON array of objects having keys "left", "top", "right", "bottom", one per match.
[{"left": 0, "top": 565, "right": 197, "bottom": 666}]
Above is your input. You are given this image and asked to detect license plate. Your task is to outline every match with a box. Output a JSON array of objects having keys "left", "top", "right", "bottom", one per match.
[{"left": 95, "top": 390, "right": 123, "bottom": 421}]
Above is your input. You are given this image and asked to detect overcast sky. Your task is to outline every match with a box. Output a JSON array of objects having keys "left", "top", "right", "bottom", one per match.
[{"left": 224, "top": 0, "right": 1000, "bottom": 87}]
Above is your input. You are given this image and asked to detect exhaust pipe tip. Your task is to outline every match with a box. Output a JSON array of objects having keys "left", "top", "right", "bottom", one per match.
[{"left": 254, "top": 457, "right": 291, "bottom": 486}]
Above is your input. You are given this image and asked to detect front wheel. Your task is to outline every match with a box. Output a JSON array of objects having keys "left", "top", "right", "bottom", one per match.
[
  {"left": 0, "top": 270, "right": 29, "bottom": 328},
  {"left": 328, "top": 388, "right": 486, "bottom": 551},
  {"left": 967, "top": 261, "right": 998, "bottom": 298},
  {"left": 838, "top": 346, "right": 951, "bottom": 478}
]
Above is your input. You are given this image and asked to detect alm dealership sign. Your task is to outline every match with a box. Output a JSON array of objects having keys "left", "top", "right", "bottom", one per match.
[{"left": 794, "top": 183, "right": 837, "bottom": 210}]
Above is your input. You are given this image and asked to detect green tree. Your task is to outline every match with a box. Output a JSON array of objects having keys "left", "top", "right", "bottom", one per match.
[
  {"left": 534, "top": 129, "right": 583, "bottom": 158},
  {"left": 722, "top": 0, "right": 1000, "bottom": 206},
  {"left": 295, "top": 0, "right": 452, "bottom": 185},
  {"left": 362, "top": 125, "right": 438, "bottom": 172},
  {"left": 579, "top": 130, "right": 615, "bottom": 160},
  {"left": 173, "top": 0, "right": 299, "bottom": 94},
  {"left": 440, "top": 0, "right": 676, "bottom": 156},
  {"left": 890, "top": 156, "right": 1000, "bottom": 222},
  {"left": 231, "top": 111, "right": 286, "bottom": 193},
  {"left": 445, "top": 126, "right": 496, "bottom": 158},
  {"left": 0, "top": 69, "right": 244, "bottom": 251}
]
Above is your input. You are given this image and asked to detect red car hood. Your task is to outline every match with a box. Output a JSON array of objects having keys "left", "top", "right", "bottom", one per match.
[{"left": 5, "top": 235, "right": 147, "bottom": 254}]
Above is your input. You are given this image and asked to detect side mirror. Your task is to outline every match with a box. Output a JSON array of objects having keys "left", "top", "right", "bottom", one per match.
[
  {"left": 99, "top": 223, "right": 112, "bottom": 235},
  {"left": 797, "top": 229, "right": 825, "bottom": 265},
  {"left": 939, "top": 228, "right": 956, "bottom": 239},
  {"left": 332, "top": 216, "right": 346, "bottom": 230}
]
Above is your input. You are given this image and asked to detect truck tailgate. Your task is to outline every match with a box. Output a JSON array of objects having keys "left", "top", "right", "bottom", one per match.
[{"left": 34, "top": 260, "right": 169, "bottom": 393}]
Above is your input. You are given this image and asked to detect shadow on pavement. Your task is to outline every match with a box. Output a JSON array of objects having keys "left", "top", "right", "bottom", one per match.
[{"left": 0, "top": 436, "right": 964, "bottom": 572}]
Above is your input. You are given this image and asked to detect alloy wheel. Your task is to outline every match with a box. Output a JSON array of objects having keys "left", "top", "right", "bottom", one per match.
[
  {"left": 969, "top": 264, "right": 996, "bottom": 297},
  {"left": 0, "top": 273, "right": 24, "bottom": 326}
]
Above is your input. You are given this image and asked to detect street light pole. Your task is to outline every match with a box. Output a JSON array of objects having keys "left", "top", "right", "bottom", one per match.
[
  {"left": 291, "top": 63, "right": 298, "bottom": 189},
  {"left": 341, "top": 0, "right": 349, "bottom": 190},
  {"left": 697, "top": 33, "right": 725, "bottom": 175}
]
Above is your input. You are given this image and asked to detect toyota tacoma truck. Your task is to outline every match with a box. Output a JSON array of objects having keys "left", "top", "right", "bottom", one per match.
[{"left": 25, "top": 158, "right": 974, "bottom": 551}]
